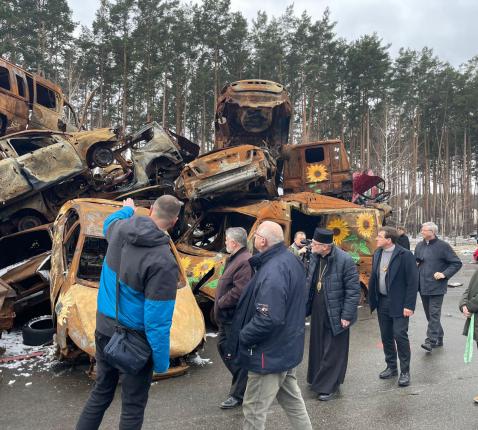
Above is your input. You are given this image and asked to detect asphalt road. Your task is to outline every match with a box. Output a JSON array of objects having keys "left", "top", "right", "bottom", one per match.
[{"left": 1, "top": 260, "right": 477, "bottom": 430}]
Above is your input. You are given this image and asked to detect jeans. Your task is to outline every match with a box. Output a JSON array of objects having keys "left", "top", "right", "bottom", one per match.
[{"left": 76, "top": 331, "right": 153, "bottom": 430}]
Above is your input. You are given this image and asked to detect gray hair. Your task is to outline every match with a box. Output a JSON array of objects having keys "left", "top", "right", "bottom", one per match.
[
  {"left": 152, "top": 195, "right": 183, "bottom": 221},
  {"left": 422, "top": 222, "right": 438, "bottom": 235},
  {"left": 294, "top": 231, "right": 306, "bottom": 239},
  {"left": 225, "top": 227, "right": 248, "bottom": 248},
  {"left": 257, "top": 221, "right": 284, "bottom": 246}
]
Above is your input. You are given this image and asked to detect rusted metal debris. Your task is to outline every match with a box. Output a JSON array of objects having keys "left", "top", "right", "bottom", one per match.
[
  {"left": 50, "top": 199, "right": 205, "bottom": 361},
  {"left": 175, "top": 144, "right": 277, "bottom": 201},
  {"left": 0, "top": 122, "right": 198, "bottom": 237},
  {"left": 177, "top": 193, "right": 380, "bottom": 302},
  {"left": 0, "top": 225, "right": 52, "bottom": 330},
  {"left": 215, "top": 80, "right": 292, "bottom": 159},
  {"left": 0, "top": 68, "right": 393, "bottom": 373}
]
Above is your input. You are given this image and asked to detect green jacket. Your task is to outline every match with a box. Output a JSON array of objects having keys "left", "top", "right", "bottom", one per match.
[{"left": 459, "top": 270, "right": 478, "bottom": 341}]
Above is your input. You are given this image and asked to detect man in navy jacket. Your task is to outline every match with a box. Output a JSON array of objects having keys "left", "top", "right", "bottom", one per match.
[
  {"left": 227, "top": 221, "right": 312, "bottom": 430},
  {"left": 369, "top": 226, "right": 418, "bottom": 387},
  {"left": 76, "top": 195, "right": 182, "bottom": 430}
]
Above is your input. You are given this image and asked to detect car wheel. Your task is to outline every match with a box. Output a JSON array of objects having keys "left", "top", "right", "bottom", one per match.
[
  {"left": 16, "top": 214, "right": 43, "bottom": 231},
  {"left": 22, "top": 315, "right": 55, "bottom": 346},
  {"left": 90, "top": 145, "right": 114, "bottom": 168}
]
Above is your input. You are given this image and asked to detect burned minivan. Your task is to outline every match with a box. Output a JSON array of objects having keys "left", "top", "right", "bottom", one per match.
[
  {"left": 0, "top": 57, "right": 77, "bottom": 135},
  {"left": 50, "top": 199, "right": 205, "bottom": 365}
]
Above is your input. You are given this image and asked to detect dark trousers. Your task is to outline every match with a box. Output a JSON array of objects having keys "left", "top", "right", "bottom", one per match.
[
  {"left": 377, "top": 294, "right": 411, "bottom": 373},
  {"left": 217, "top": 322, "right": 248, "bottom": 400},
  {"left": 76, "top": 331, "right": 153, "bottom": 430},
  {"left": 420, "top": 294, "right": 445, "bottom": 342}
]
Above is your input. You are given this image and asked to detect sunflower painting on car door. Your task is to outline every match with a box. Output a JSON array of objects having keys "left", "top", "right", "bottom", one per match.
[
  {"left": 306, "top": 163, "right": 329, "bottom": 193},
  {"left": 326, "top": 212, "right": 376, "bottom": 263}
]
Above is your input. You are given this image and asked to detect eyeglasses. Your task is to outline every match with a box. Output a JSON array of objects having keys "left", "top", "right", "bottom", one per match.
[{"left": 254, "top": 232, "right": 265, "bottom": 240}]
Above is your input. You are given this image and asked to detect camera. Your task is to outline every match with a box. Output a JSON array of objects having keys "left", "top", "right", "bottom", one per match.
[{"left": 300, "top": 238, "right": 312, "bottom": 249}]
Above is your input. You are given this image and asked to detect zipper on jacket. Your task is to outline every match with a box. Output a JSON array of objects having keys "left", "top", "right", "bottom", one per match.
[{"left": 261, "top": 352, "right": 265, "bottom": 369}]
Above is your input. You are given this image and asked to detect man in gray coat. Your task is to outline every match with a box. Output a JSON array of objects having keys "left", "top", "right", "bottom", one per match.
[{"left": 415, "top": 222, "right": 462, "bottom": 351}]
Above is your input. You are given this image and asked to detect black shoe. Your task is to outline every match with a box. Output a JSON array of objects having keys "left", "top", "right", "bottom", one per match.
[
  {"left": 379, "top": 367, "right": 398, "bottom": 379},
  {"left": 220, "top": 396, "right": 242, "bottom": 409},
  {"left": 421, "top": 340, "right": 433, "bottom": 352},
  {"left": 318, "top": 390, "right": 339, "bottom": 401},
  {"left": 398, "top": 372, "right": 410, "bottom": 387},
  {"left": 432, "top": 338, "right": 443, "bottom": 348}
]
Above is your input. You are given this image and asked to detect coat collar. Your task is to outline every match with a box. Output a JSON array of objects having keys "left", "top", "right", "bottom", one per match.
[
  {"left": 227, "top": 246, "right": 248, "bottom": 263},
  {"left": 249, "top": 242, "right": 286, "bottom": 270}
]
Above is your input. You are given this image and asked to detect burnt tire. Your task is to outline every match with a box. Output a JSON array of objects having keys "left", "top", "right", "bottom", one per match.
[
  {"left": 89, "top": 145, "right": 114, "bottom": 168},
  {"left": 22, "top": 315, "right": 55, "bottom": 346},
  {"left": 16, "top": 214, "right": 44, "bottom": 231}
]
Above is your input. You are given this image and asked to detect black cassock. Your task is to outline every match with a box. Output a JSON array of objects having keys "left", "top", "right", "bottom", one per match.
[{"left": 307, "top": 262, "right": 350, "bottom": 395}]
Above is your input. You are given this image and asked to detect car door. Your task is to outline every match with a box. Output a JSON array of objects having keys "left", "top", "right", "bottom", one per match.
[
  {"left": 0, "top": 140, "right": 33, "bottom": 204},
  {"left": 8, "top": 133, "right": 85, "bottom": 191}
]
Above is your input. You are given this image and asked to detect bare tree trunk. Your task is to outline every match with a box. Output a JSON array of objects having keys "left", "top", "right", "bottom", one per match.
[{"left": 162, "top": 73, "right": 167, "bottom": 128}]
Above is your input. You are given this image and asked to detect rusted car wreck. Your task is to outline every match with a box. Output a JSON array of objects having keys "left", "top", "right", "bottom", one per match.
[
  {"left": 50, "top": 199, "right": 205, "bottom": 371},
  {"left": 0, "top": 225, "right": 52, "bottom": 331},
  {"left": 177, "top": 192, "right": 380, "bottom": 303},
  {"left": 0, "top": 122, "right": 198, "bottom": 236},
  {"left": 0, "top": 56, "right": 78, "bottom": 135}
]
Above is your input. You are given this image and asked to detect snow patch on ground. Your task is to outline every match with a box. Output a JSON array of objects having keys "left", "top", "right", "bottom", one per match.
[
  {"left": 205, "top": 332, "right": 218, "bottom": 338},
  {"left": 187, "top": 352, "right": 212, "bottom": 366},
  {"left": 0, "top": 330, "right": 59, "bottom": 373}
]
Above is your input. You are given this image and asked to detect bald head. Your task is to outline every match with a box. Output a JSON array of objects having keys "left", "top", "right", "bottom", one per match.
[{"left": 255, "top": 221, "right": 284, "bottom": 252}]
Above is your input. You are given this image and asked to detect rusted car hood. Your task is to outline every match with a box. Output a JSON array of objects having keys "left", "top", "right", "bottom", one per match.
[{"left": 0, "top": 252, "right": 50, "bottom": 284}]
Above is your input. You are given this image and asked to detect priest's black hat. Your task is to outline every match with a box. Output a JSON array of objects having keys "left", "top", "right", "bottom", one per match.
[{"left": 313, "top": 228, "right": 334, "bottom": 244}]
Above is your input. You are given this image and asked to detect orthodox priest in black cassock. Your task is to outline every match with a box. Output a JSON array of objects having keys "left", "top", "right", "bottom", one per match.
[{"left": 306, "top": 228, "right": 361, "bottom": 400}]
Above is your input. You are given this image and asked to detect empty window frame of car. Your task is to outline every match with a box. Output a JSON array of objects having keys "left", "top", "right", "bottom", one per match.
[{"left": 0, "top": 66, "right": 11, "bottom": 91}]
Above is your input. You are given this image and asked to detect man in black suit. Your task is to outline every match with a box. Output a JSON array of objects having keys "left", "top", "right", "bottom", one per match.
[{"left": 368, "top": 226, "right": 418, "bottom": 387}]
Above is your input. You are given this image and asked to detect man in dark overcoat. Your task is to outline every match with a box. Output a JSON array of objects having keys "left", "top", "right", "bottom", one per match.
[
  {"left": 369, "top": 226, "right": 418, "bottom": 387},
  {"left": 306, "top": 228, "right": 360, "bottom": 401},
  {"left": 415, "top": 222, "right": 462, "bottom": 351}
]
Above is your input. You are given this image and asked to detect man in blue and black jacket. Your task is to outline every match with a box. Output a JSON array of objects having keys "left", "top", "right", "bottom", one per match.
[{"left": 76, "top": 195, "right": 182, "bottom": 430}]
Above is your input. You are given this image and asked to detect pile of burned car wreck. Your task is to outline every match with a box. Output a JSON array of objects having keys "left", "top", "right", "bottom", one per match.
[{"left": 0, "top": 69, "right": 391, "bottom": 375}]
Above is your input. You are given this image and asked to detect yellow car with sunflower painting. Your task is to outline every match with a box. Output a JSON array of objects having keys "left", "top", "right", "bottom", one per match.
[{"left": 176, "top": 191, "right": 382, "bottom": 304}]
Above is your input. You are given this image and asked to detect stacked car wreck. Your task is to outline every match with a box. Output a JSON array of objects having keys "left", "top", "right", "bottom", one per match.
[{"left": 0, "top": 62, "right": 391, "bottom": 374}]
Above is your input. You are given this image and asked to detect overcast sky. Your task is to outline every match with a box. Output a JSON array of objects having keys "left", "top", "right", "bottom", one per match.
[{"left": 69, "top": 0, "right": 477, "bottom": 67}]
